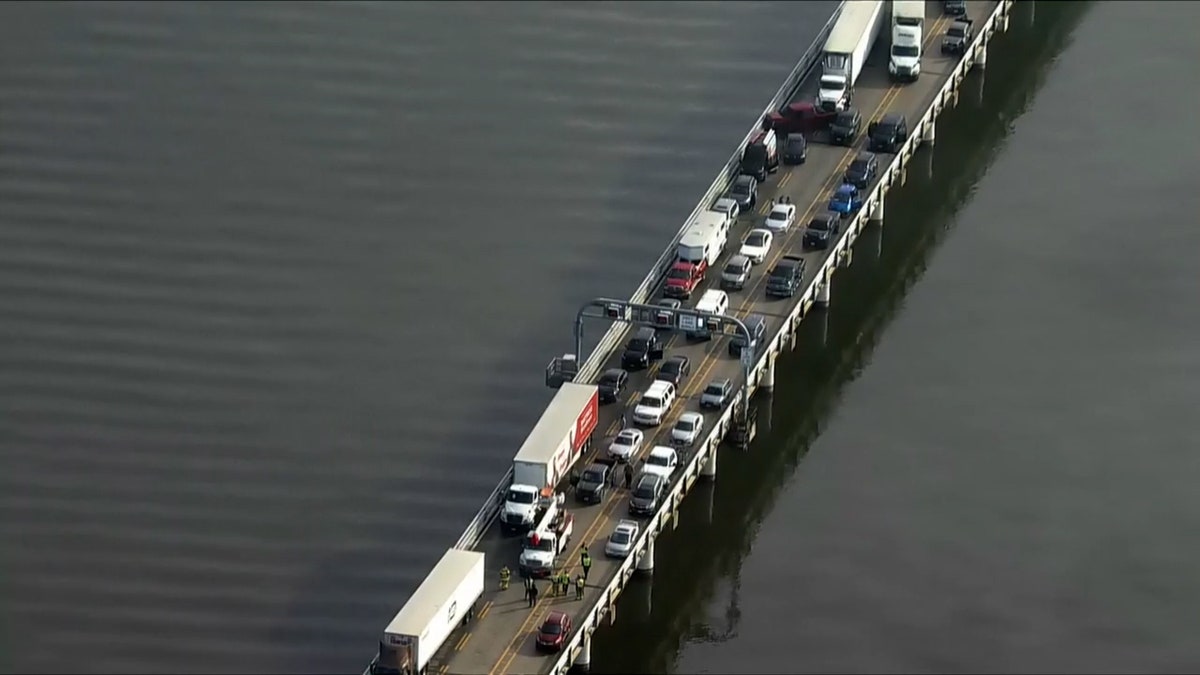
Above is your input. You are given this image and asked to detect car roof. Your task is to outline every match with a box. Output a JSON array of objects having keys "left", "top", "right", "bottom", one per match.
[
  {"left": 617, "top": 428, "right": 639, "bottom": 437},
  {"left": 727, "top": 254, "right": 751, "bottom": 266},
  {"left": 734, "top": 174, "right": 755, "bottom": 186},
  {"left": 657, "top": 298, "right": 681, "bottom": 307},
  {"left": 585, "top": 462, "right": 607, "bottom": 471},
  {"left": 855, "top": 152, "right": 874, "bottom": 162},
  {"left": 546, "top": 610, "right": 569, "bottom": 623},
  {"left": 649, "top": 445, "right": 674, "bottom": 456},
  {"left": 665, "top": 354, "right": 687, "bottom": 364},
  {"left": 634, "top": 326, "right": 655, "bottom": 339},
  {"left": 680, "top": 411, "right": 703, "bottom": 421},
  {"left": 615, "top": 521, "right": 637, "bottom": 533},
  {"left": 601, "top": 368, "right": 624, "bottom": 378},
  {"left": 646, "top": 379, "right": 673, "bottom": 393},
  {"left": 709, "top": 377, "right": 732, "bottom": 387},
  {"left": 881, "top": 113, "right": 904, "bottom": 124},
  {"left": 637, "top": 472, "right": 663, "bottom": 486}
]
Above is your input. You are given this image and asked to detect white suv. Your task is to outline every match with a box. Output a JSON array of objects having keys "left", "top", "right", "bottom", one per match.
[{"left": 632, "top": 380, "right": 676, "bottom": 426}]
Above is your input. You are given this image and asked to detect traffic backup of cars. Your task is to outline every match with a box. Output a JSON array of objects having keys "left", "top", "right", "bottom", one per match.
[{"left": 368, "top": 0, "right": 1009, "bottom": 671}]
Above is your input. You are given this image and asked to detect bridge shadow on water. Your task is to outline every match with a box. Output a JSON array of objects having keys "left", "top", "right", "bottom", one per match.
[{"left": 589, "top": 2, "right": 1093, "bottom": 673}]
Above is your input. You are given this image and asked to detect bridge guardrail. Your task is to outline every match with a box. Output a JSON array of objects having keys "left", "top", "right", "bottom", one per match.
[{"left": 453, "top": 1, "right": 847, "bottom": 553}]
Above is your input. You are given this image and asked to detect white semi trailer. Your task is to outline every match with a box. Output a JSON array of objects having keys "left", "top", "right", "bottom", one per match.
[
  {"left": 370, "top": 549, "right": 485, "bottom": 675},
  {"left": 817, "top": 0, "right": 886, "bottom": 112}
]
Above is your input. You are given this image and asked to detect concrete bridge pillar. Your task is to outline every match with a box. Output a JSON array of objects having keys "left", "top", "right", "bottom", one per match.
[
  {"left": 637, "top": 538, "right": 655, "bottom": 573},
  {"left": 976, "top": 42, "right": 988, "bottom": 71},
  {"left": 577, "top": 633, "right": 592, "bottom": 670},
  {"left": 760, "top": 353, "right": 776, "bottom": 390},
  {"left": 870, "top": 197, "right": 884, "bottom": 225},
  {"left": 839, "top": 247, "right": 853, "bottom": 269},
  {"left": 701, "top": 446, "right": 718, "bottom": 479},
  {"left": 922, "top": 120, "right": 936, "bottom": 147},
  {"left": 817, "top": 277, "right": 832, "bottom": 307}
]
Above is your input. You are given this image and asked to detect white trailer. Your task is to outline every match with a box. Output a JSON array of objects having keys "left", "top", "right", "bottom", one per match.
[
  {"left": 817, "top": 0, "right": 886, "bottom": 112},
  {"left": 501, "top": 382, "right": 598, "bottom": 533},
  {"left": 889, "top": 0, "right": 926, "bottom": 82},
  {"left": 377, "top": 549, "right": 485, "bottom": 675},
  {"left": 676, "top": 211, "right": 730, "bottom": 266}
]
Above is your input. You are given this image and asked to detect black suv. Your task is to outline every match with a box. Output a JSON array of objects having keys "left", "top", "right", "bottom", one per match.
[
  {"left": 944, "top": 0, "right": 966, "bottom": 15},
  {"left": 868, "top": 114, "right": 908, "bottom": 154},
  {"left": 575, "top": 463, "right": 609, "bottom": 504},
  {"left": 766, "top": 255, "right": 806, "bottom": 298},
  {"left": 843, "top": 152, "right": 879, "bottom": 189},
  {"left": 783, "top": 133, "right": 807, "bottom": 165},
  {"left": 597, "top": 368, "right": 628, "bottom": 404},
  {"left": 829, "top": 108, "right": 862, "bottom": 146},
  {"left": 727, "top": 174, "right": 758, "bottom": 209},
  {"left": 620, "top": 327, "right": 660, "bottom": 371},
  {"left": 803, "top": 212, "right": 841, "bottom": 250},
  {"left": 657, "top": 355, "right": 691, "bottom": 386}
]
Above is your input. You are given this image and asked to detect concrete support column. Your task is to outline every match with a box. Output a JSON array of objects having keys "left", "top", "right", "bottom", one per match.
[
  {"left": 577, "top": 633, "right": 592, "bottom": 670},
  {"left": 701, "top": 446, "right": 717, "bottom": 479},
  {"left": 608, "top": 600, "right": 617, "bottom": 626},
  {"left": 816, "top": 277, "right": 832, "bottom": 307},
  {"left": 839, "top": 247, "right": 853, "bottom": 269},
  {"left": 1030, "top": 0, "right": 1035, "bottom": 27},
  {"left": 870, "top": 197, "right": 884, "bottom": 225},
  {"left": 637, "top": 538, "right": 655, "bottom": 573},
  {"left": 922, "top": 120, "right": 936, "bottom": 146},
  {"left": 703, "top": 483, "right": 714, "bottom": 524},
  {"left": 761, "top": 353, "right": 776, "bottom": 390},
  {"left": 976, "top": 42, "right": 988, "bottom": 70}
]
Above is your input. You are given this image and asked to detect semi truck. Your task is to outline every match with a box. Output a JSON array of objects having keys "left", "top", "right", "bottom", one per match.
[
  {"left": 501, "top": 382, "right": 598, "bottom": 534},
  {"left": 889, "top": 0, "right": 926, "bottom": 82},
  {"left": 371, "top": 549, "right": 485, "bottom": 675},
  {"left": 817, "top": 0, "right": 885, "bottom": 112}
]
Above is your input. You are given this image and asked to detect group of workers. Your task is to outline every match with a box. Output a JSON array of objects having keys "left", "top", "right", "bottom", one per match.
[{"left": 498, "top": 546, "right": 594, "bottom": 607}]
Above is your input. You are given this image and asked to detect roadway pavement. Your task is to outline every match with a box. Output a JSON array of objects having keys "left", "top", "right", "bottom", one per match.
[{"left": 439, "top": 2, "right": 995, "bottom": 673}]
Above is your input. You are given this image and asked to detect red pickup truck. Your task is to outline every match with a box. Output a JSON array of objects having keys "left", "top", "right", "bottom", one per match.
[
  {"left": 664, "top": 259, "right": 707, "bottom": 299},
  {"left": 763, "top": 101, "right": 838, "bottom": 136}
]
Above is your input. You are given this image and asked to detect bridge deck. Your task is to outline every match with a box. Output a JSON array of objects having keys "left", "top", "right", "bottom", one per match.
[{"left": 439, "top": 2, "right": 995, "bottom": 673}]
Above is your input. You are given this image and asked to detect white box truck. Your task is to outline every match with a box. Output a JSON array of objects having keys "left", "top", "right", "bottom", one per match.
[
  {"left": 817, "top": 0, "right": 886, "bottom": 112},
  {"left": 372, "top": 549, "right": 485, "bottom": 675},
  {"left": 500, "top": 382, "right": 598, "bottom": 534},
  {"left": 889, "top": 0, "right": 925, "bottom": 82}
]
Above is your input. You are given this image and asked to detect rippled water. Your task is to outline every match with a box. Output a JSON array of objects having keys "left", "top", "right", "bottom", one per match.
[{"left": 0, "top": 2, "right": 835, "bottom": 673}]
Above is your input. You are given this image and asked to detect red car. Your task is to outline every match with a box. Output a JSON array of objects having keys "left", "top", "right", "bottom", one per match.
[
  {"left": 763, "top": 101, "right": 837, "bottom": 136},
  {"left": 535, "top": 610, "right": 572, "bottom": 652}
]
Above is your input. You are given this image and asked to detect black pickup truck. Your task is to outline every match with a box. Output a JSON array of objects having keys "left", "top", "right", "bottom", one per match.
[{"left": 941, "top": 18, "right": 974, "bottom": 55}]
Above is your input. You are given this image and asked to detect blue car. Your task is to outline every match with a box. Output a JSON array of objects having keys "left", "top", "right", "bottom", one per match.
[{"left": 828, "top": 183, "right": 864, "bottom": 216}]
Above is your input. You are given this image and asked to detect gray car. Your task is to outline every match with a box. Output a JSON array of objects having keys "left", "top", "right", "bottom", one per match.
[
  {"left": 721, "top": 255, "right": 752, "bottom": 291},
  {"left": 628, "top": 473, "right": 666, "bottom": 516},
  {"left": 700, "top": 378, "right": 733, "bottom": 409}
]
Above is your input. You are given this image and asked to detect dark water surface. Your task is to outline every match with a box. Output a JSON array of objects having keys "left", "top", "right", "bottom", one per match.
[
  {"left": 595, "top": 2, "right": 1200, "bottom": 673},
  {"left": 0, "top": 2, "right": 836, "bottom": 673}
]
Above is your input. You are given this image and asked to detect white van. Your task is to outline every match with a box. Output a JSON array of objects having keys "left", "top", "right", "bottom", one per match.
[
  {"left": 680, "top": 289, "right": 729, "bottom": 340},
  {"left": 632, "top": 380, "right": 677, "bottom": 426}
]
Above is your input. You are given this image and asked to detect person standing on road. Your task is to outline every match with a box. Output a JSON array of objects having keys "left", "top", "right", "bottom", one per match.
[
  {"left": 624, "top": 462, "right": 633, "bottom": 488},
  {"left": 528, "top": 580, "right": 539, "bottom": 608},
  {"left": 580, "top": 548, "right": 592, "bottom": 581},
  {"left": 620, "top": 412, "right": 627, "bottom": 429},
  {"left": 575, "top": 573, "right": 586, "bottom": 600},
  {"left": 499, "top": 566, "right": 511, "bottom": 591}
]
